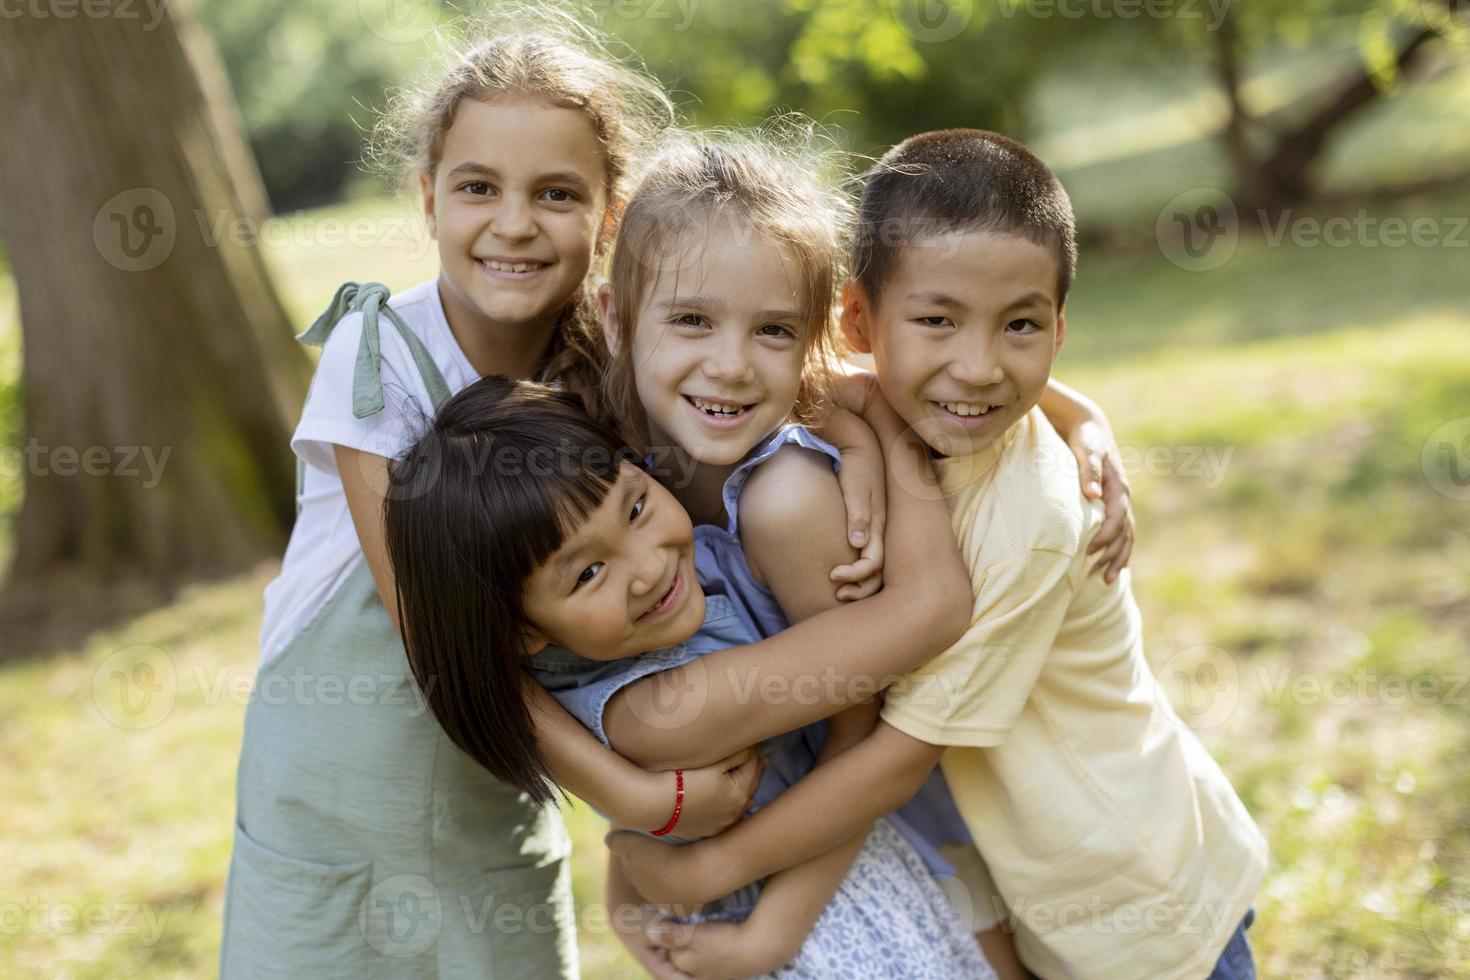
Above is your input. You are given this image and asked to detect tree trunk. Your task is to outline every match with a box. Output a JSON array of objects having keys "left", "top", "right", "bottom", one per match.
[
  {"left": 1258, "top": 25, "right": 1438, "bottom": 206},
  {"left": 0, "top": 1, "right": 308, "bottom": 631},
  {"left": 1216, "top": 12, "right": 1441, "bottom": 215}
]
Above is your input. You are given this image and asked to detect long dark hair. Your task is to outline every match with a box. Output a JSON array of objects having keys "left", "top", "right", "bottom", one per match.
[{"left": 383, "top": 375, "right": 637, "bottom": 804}]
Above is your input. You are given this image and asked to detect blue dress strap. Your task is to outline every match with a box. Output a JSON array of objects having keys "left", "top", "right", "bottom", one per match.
[{"left": 719, "top": 425, "right": 842, "bottom": 535}]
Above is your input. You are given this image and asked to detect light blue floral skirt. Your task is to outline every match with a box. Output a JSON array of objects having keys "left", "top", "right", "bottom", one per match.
[{"left": 767, "top": 818, "right": 993, "bottom": 979}]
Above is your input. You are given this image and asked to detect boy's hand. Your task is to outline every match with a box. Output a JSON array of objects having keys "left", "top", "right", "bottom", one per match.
[
  {"left": 670, "top": 748, "right": 766, "bottom": 840},
  {"left": 1067, "top": 418, "right": 1134, "bottom": 583},
  {"left": 607, "top": 831, "right": 729, "bottom": 909}
]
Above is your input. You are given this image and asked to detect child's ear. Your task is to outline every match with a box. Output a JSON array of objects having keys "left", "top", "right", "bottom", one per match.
[
  {"left": 419, "top": 171, "right": 437, "bottom": 239},
  {"left": 1054, "top": 304, "right": 1067, "bottom": 358},
  {"left": 840, "top": 280, "right": 873, "bottom": 354},
  {"left": 597, "top": 282, "right": 620, "bottom": 357},
  {"left": 521, "top": 626, "right": 550, "bottom": 658}
]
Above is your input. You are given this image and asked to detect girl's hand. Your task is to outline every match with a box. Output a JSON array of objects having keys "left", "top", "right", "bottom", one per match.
[
  {"left": 662, "top": 747, "right": 765, "bottom": 840},
  {"left": 646, "top": 918, "right": 780, "bottom": 979},
  {"left": 813, "top": 404, "right": 886, "bottom": 600},
  {"left": 829, "top": 424, "right": 885, "bottom": 601},
  {"left": 616, "top": 908, "right": 693, "bottom": 980},
  {"left": 1066, "top": 418, "right": 1135, "bottom": 584},
  {"left": 607, "top": 831, "right": 728, "bottom": 909}
]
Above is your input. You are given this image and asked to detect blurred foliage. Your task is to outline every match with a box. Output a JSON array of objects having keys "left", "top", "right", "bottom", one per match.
[
  {"left": 195, "top": 0, "right": 431, "bottom": 208},
  {"left": 195, "top": 0, "right": 1468, "bottom": 211}
]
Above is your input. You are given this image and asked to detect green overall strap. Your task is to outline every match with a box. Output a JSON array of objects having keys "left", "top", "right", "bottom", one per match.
[
  {"left": 299, "top": 281, "right": 453, "bottom": 414},
  {"left": 294, "top": 282, "right": 455, "bottom": 507}
]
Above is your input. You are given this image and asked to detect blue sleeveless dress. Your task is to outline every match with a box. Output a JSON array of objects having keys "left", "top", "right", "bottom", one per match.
[{"left": 531, "top": 426, "right": 991, "bottom": 977}]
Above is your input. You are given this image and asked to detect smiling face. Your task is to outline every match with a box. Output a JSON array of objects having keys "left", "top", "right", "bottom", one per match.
[
  {"left": 845, "top": 229, "right": 1067, "bottom": 458},
  {"left": 423, "top": 96, "right": 608, "bottom": 337},
  {"left": 618, "top": 219, "right": 810, "bottom": 466},
  {"left": 522, "top": 462, "right": 706, "bottom": 661}
]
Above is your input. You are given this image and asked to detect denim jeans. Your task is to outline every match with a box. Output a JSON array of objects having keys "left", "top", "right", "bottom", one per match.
[{"left": 1206, "top": 908, "right": 1257, "bottom": 980}]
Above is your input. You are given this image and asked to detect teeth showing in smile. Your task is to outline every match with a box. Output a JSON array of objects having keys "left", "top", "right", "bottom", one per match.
[
  {"left": 691, "top": 397, "right": 746, "bottom": 416},
  {"left": 940, "top": 401, "right": 994, "bottom": 417},
  {"left": 481, "top": 259, "right": 546, "bottom": 273}
]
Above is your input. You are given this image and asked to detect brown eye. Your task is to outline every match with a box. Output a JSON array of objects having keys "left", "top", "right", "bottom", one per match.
[
  {"left": 629, "top": 495, "right": 646, "bottom": 523},
  {"left": 576, "top": 563, "right": 603, "bottom": 587}
]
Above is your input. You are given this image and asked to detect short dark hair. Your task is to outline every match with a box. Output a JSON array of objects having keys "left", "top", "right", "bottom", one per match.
[
  {"left": 852, "top": 129, "right": 1077, "bottom": 308},
  {"left": 383, "top": 375, "right": 639, "bottom": 805}
]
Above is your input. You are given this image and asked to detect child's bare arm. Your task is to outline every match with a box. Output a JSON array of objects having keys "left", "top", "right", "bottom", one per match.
[
  {"left": 602, "top": 421, "right": 970, "bottom": 770},
  {"left": 609, "top": 721, "right": 943, "bottom": 908}
]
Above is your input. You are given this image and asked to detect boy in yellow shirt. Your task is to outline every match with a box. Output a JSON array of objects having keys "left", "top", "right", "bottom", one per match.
[{"left": 612, "top": 129, "right": 1268, "bottom": 979}]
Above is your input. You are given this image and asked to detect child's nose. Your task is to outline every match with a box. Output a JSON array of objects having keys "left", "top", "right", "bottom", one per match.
[
  {"left": 702, "top": 335, "right": 754, "bottom": 385},
  {"left": 629, "top": 548, "right": 667, "bottom": 597},
  {"left": 490, "top": 197, "right": 536, "bottom": 242},
  {"left": 949, "top": 346, "right": 1004, "bottom": 387}
]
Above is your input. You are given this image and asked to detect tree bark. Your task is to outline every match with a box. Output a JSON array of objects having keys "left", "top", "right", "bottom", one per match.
[
  {"left": 1216, "top": 11, "right": 1442, "bottom": 214},
  {"left": 0, "top": 1, "right": 308, "bottom": 618},
  {"left": 1258, "top": 26, "right": 1438, "bottom": 206}
]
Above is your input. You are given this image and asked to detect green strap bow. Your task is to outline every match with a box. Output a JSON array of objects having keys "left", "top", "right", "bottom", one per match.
[{"left": 299, "top": 281, "right": 452, "bottom": 417}]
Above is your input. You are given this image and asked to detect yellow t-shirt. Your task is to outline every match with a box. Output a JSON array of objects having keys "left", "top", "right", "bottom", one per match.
[{"left": 882, "top": 407, "right": 1268, "bottom": 980}]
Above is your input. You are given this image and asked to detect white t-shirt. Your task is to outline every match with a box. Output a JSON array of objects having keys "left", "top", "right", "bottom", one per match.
[{"left": 259, "top": 279, "right": 478, "bottom": 666}]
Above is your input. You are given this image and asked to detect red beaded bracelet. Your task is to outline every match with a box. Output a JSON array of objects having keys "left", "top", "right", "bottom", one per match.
[{"left": 649, "top": 769, "right": 684, "bottom": 837}]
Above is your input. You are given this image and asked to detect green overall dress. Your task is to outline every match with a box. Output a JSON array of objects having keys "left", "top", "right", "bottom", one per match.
[{"left": 220, "top": 283, "right": 577, "bottom": 978}]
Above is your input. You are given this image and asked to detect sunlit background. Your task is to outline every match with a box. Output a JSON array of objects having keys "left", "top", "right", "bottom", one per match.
[{"left": 1, "top": 0, "right": 1468, "bottom": 976}]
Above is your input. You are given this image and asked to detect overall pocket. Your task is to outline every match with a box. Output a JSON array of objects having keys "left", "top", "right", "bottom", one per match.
[{"left": 220, "top": 822, "right": 377, "bottom": 979}]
